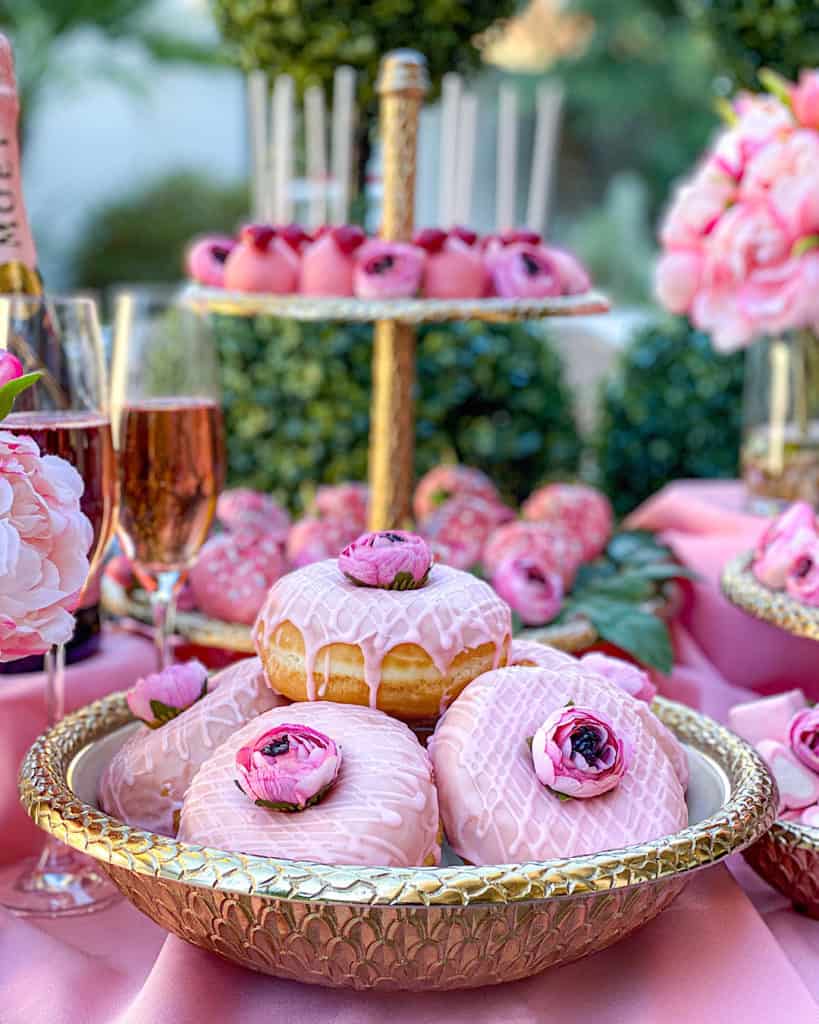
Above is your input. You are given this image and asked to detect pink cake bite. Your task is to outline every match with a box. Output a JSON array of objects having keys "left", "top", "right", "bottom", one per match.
[
  {"left": 414, "top": 229, "right": 488, "bottom": 299},
  {"left": 354, "top": 240, "right": 425, "bottom": 299},
  {"left": 223, "top": 224, "right": 299, "bottom": 294},
  {"left": 300, "top": 225, "right": 366, "bottom": 296},
  {"left": 189, "top": 531, "right": 286, "bottom": 625},
  {"left": 422, "top": 494, "right": 513, "bottom": 571},
  {"left": 99, "top": 657, "right": 285, "bottom": 837},
  {"left": 310, "top": 481, "right": 369, "bottom": 533},
  {"left": 186, "top": 234, "right": 236, "bottom": 288},
  {"left": 430, "top": 662, "right": 688, "bottom": 864},
  {"left": 413, "top": 463, "right": 501, "bottom": 523},
  {"left": 178, "top": 701, "right": 441, "bottom": 867},
  {"left": 286, "top": 516, "right": 361, "bottom": 567},
  {"left": 522, "top": 483, "right": 614, "bottom": 561},
  {"left": 216, "top": 488, "right": 290, "bottom": 540}
]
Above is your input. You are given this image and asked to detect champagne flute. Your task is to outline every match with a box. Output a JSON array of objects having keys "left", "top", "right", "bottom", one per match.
[
  {"left": 0, "top": 295, "right": 119, "bottom": 916},
  {"left": 111, "top": 291, "right": 224, "bottom": 668}
]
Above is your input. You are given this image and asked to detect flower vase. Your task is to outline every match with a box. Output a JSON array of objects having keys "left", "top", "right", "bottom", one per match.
[{"left": 742, "top": 329, "right": 819, "bottom": 513}]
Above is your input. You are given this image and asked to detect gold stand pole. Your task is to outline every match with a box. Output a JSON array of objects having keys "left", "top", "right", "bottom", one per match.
[{"left": 368, "top": 50, "right": 428, "bottom": 531}]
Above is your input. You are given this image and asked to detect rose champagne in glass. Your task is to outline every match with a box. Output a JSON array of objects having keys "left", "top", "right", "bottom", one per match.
[{"left": 112, "top": 291, "right": 224, "bottom": 667}]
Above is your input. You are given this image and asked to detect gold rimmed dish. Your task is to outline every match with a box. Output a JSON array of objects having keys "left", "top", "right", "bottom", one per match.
[
  {"left": 721, "top": 551, "right": 819, "bottom": 640},
  {"left": 19, "top": 692, "right": 775, "bottom": 990},
  {"left": 743, "top": 818, "right": 819, "bottom": 918},
  {"left": 181, "top": 285, "right": 611, "bottom": 324}
]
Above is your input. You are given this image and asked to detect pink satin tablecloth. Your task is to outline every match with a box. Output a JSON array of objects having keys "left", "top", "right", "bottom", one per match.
[{"left": 2, "top": 494, "right": 819, "bottom": 1022}]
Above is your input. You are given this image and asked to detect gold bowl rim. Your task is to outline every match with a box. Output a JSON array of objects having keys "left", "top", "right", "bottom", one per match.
[
  {"left": 180, "top": 284, "right": 611, "bottom": 324},
  {"left": 770, "top": 816, "right": 819, "bottom": 849},
  {"left": 721, "top": 551, "right": 819, "bottom": 640},
  {"left": 19, "top": 691, "right": 776, "bottom": 906}
]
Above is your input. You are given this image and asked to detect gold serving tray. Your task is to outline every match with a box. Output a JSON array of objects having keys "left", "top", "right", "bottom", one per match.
[
  {"left": 19, "top": 692, "right": 775, "bottom": 990},
  {"left": 181, "top": 284, "right": 611, "bottom": 324},
  {"left": 721, "top": 551, "right": 819, "bottom": 640}
]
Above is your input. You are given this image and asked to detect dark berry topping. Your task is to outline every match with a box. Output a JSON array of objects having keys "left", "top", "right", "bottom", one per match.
[
  {"left": 242, "top": 224, "right": 276, "bottom": 252},
  {"left": 280, "top": 223, "right": 310, "bottom": 252},
  {"left": 331, "top": 224, "right": 366, "bottom": 254}
]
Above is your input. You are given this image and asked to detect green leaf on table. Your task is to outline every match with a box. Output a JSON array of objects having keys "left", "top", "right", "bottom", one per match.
[
  {"left": 573, "top": 572, "right": 656, "bottom": 603},
  {"left": 0, "top": 371, "right": 42, "bottom": 421},
  {"left": 606, "top": 530, "right": 672, "bottom": 566},
  {"left": 569, "top": 597, "right": 674, "bottom": 674}
]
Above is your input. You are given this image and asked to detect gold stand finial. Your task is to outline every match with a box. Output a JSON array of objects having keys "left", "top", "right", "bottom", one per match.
[{"left": 368, "top": 50, "right": 428, "bottom": 531}]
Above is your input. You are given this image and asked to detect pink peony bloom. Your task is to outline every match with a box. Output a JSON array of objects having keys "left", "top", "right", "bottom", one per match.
[
  {"left": 753, "top": 501, "right": 817, "bottom": 588},
  {"left": 654, "top": 249, "right": 704, "bottom": 315},
  {"left": 286, "top": 516, "right": 360, "bottom": 567},
  {"left": 0, "top": 350, "right": 23, "bottom": 387},
  {"left": 0, "top": 431, "right": 93, "bottom": 661},
  {"left": 483, "top": 519, "right": 585, "bottom": 588},
  {"left": 580, "top": 652, "right": 657, "bottom": 704},
  {"left": 739, "top": 253, "right": 819, "bottom": 337},
  {"left": 491, "top": 555, "right": 563, "bottom": 626},
  {"left": 338, "top": 530, "right": 432, "bottom": 590},
  {"left": 185, "top": 235, "right": 236, "bottom": 288},
  {"left": 216, "top": 488, "right": 290, "bottom": 539},
  {"left": 786, "top": 544, "right": 819, "bottom": 606},
  {"left": 711, "top": 94, "right": 794, "bottom": 181},
  {"left": 521, "top": 482, "right": 613, "bottom": 561},
  {"left": 659, "top": 166, "right": 735, "bottom": 249},
  {"left": 490, "top": 243, "right": 563, "bottom": 299},
  {"left": 741, "top": 131, "right": 819, "bottom": 241},
  {"left": 531, "top": 704, "right": 631, "bottom": 799},
  {"left": 413, "top": 463, "right": 500, "bottom": 523},
  {"left": 354, "top": 241, "right": 425, "bottom": 299},
  {"left": 789, "top": 706, "right": 819, "bottom": 774},
  {"left": 792, "top": 71, "right": 819, "bottom": 130},
  {"left": 127, "top": 660, "right": 208, "bottom": 728},
  {"left": 235, "top": 723, "right": 341, "bottom": 811},
  {"left": 311, "top": 482, "right": 369, "bottom": 533}
]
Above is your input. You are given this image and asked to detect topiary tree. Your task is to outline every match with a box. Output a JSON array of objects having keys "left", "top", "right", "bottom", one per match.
[
  {"left": 210, "top": 0, "right": 516, "bottom": 192},
  {"left": 214, "top": 314, "right": 580, "bottom": 514},
  {"left": 71, "top": 171, "right": 249, "bottom": 292},
  {"left": 596, "top": 317, "right": 745, "bottom": 516},
  {"left": 683, "top": 0, "right": 819, "bottom": 87}
]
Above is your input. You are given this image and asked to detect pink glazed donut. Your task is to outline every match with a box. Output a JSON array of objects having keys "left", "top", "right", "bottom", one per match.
[
  {"left": 430, "top": 656, "right": 688, "bottom": 865},
  {"left": 178, "top": 700, "right": 441, "bottom": 867},
  {"left": 99, "top": 657, "right": 286, "bottom": 837}
]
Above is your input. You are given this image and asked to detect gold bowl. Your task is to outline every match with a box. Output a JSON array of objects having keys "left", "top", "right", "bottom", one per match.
[
  {"left": 19, "top": 693, "right": 775, "bottom": 990},
  {"left": 743, "top": 819, "right": 819, "bottom": 917},
  {"left": 721, "top": 551, "right": 819, "bottom": 640}
]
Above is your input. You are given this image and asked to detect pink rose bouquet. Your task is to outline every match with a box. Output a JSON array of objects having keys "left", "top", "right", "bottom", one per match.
[
  {"left": 656, "top": 72, "right": 819, "bottom": 351},
  {"left": 126, "top": 660, "right": 208, "bottom": 728},
  {"left": 339, "top": 530, "right": 432, "bottom": 590},
  {"left": 0, "top": 431, "right": 93, "bottom": 660},
  {"left": 235, "top": 723, "right": 341, "bottom": 811},
  {"left": 531, "top": 705, "right": 631, "bottom": 799}
]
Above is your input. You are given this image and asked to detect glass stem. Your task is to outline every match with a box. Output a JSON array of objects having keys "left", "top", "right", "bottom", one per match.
[
  {"left": 151, "top": 570, "right": 180, "bottom": 669},
  {"left": 40, "top": 643, "right": 74, "bottom": 870}
]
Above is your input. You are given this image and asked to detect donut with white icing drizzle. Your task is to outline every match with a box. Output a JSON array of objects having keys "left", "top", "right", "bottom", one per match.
[
  {"left": 178, "top": 700, "right": 441, "bottom": 867},
  {"left": 254, "top": 559, "right": 511, "bottom": 721},
  {"left": 99, "top": 657, "right": 286, "bottom": 836}
]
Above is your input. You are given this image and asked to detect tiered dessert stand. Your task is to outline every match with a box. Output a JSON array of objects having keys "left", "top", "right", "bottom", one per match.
[
  {"left": 721, "top": 553, "right": 819, "bottom": 915},
  {"left": 19, "top": 51, "right": 777, "bottom": 990}
]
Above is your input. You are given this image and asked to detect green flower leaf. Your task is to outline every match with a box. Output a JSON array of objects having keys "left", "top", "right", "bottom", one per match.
[
  {"left": 0, "top": 371, "right": 42, "bottom": 421},
  {"left": 568, "top": 597, "right": 674, "bottom": 674}
]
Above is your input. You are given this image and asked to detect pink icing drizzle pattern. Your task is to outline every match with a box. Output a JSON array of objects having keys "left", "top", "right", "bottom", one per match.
[{"left": 255, "top": 559, "right": 511, "bottom": 707}]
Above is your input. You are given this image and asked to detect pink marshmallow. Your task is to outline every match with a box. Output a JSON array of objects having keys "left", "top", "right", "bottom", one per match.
[
  {"left": 800, "top": 804, "right": 819, "bottom": 828},
  {"left": 756, "top": 739, "right": 819, "bottom": 812},
  {"left": 728, "top": 690, "right": 808, "bottom": 747}
]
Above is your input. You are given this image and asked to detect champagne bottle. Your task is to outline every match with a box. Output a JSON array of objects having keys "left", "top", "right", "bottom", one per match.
[
  {"left": 0, "top": 34, "right": 102, "bottom": 674},
  {"left": 0, "top": 34, "right": 41, "bottom": 295}
]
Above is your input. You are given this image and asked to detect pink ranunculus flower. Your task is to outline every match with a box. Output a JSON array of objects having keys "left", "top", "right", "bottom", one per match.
[
  {"left": 785, "top": 543, "right": 819, "bottom": 606},
  {"left": 753, "top": 501, "right": 817, "bottom": 588},
  {"left": 490, "top": 243, "right": 563, "bottom": 299},
  {"left": 654, "top": 248, "right": 704, "bottom": 315},
  {"left": 491, "top": 555, "right": 563, "bottom": 626},
  {"left": 339, "top": 530, "right": 432, "bottom": 590},
  {"left": 0, "top": 350, "right": 23, "bottom": 387},
  {"left": 792, "top": 71, "right": 819, "bottom": 130},
  {"left": 541, "top": 246, "right": 592, "bottom": 295},
  {"left": 311, "top": 482, "right": 369, "bottom": 532},
  {"left": 789, "top": 706, "right": 819, "bottom": 773},
  {"left": 126, "top": 659, "right": 208, "bottom": 728},
  {"left": 531, "top": 705, "right": 631, "bottom": 799},
  {"left": 354, "top": 241, "right": 425, "bottom": 299},
  {"left": 0, "top": 431, "right": 93, "bottom": 661},
  {"left": 413, "top": 463, "right": 500, "bottom": 523},
  {"left": 235, "top": 723, "right": 341, "bottom": 811},
  {"left": 483, "top": 519, "right": 585, "bottom": 589},
  {"left": 580, "top": 652, "right": 658, "bottom": 704},
  {"left": 216, "top": 488, "right": 290, "bottom": 539}
]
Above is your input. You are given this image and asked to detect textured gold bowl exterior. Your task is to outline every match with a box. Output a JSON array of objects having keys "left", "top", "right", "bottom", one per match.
[
  {"left": 19, "top": 692, "right": 775, "bottom": 990},
  {"left": 743, "top": 819, "right": 819, "bottom": 918},
  {"left": 181, "top": 286, "right": 611, "bottom": 324},
  {"left": 721, "top": 551, "right": 819, "bottom": 640}
]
